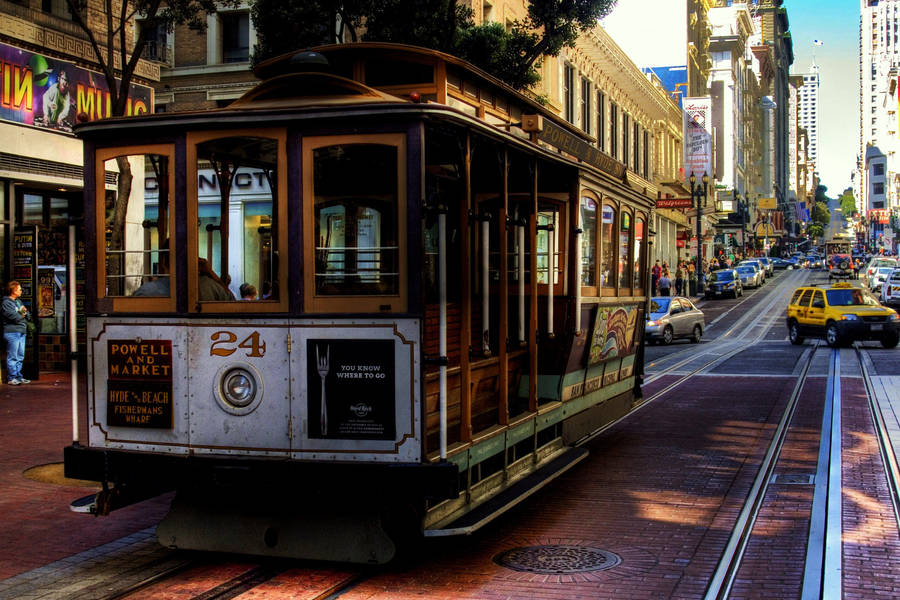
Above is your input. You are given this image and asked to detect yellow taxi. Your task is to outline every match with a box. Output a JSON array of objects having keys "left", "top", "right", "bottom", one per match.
[{"left": 786, "top": 282, "right": 900, "bottom": 348}]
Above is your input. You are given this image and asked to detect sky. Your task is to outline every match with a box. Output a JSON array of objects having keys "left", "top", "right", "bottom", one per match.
[{"left": 602, "top": 0, "right": 860, "bottom": 197}]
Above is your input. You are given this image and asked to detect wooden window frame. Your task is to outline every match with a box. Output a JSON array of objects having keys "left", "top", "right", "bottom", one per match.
[
  {"left": 95, "top": 144, "right": 176, "bottom": 313},
  {"left": 302, "top": 132, "right": 408, "bottom": 314},
  {"left": 633, "top": 213, "right": 647, "bottom": 295},
  {"left": 537, "top": 201, "right": 566, "bottom": 295},
  {"left": 618, "top": 207, "right": 634, "bottom": 295},
  {"left": 600, "top": 201, "right": 617, "bottom": 297},
  {"left": 186, "top": 129, "right": 289, "bottom": 313},
  {"left": 579, "top": 191, "right": 600, "bottom": 298}
]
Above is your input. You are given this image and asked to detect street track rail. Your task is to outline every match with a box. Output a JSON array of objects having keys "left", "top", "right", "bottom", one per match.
[{"left": 702, "top": 343, "right": 819, "bottom": 600}]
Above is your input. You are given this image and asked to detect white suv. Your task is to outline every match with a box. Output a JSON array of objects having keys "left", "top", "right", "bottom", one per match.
[{"left": 882, "top": 268, "right": 900, "bottom": 307}]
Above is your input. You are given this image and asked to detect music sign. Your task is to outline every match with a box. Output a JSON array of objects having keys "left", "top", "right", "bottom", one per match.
[{"left": 107, "top": 339, "right": 173, "bottom": 428}]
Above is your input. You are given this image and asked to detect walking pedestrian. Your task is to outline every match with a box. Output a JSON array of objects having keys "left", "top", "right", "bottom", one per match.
[
  {"left": 651, "top": 260, "right": 661, "bottom": 296},
  {"left": 675, "top": 264, "right": 684, "bottom": 296},
  {"left": 2, "top": 281, "right": 30, "bottom": 385},
  {"left": 658, "top": 269, "right": 672, "bottom": 296}
]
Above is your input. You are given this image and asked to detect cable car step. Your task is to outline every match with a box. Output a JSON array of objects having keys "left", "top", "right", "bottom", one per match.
[{"left": 424, "top": 446, "right": 588, "bottom": 537}]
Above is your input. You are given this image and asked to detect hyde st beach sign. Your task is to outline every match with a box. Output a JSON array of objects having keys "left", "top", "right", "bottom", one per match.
[
  {"left": 0, "top": 42, "right": 151, "bottom": 133},
  {"left": 683, "top": 97, "right": 713, "bottom": 181}
]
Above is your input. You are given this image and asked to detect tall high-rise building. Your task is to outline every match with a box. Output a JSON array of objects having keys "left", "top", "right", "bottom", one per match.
[
  {"left": 798, "top": 63, "right": 820, "bottom": 166},
  {"left": 859, "top": 0, "right": 900, "bottom": 215}
]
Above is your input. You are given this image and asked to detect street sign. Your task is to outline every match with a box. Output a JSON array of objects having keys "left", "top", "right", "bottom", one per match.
[{"left": 758, "top": 197, "right": 777, "bottom": 210}]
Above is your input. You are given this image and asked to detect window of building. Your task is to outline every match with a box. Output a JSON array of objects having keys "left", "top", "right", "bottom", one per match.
[
  {"left": 610, "top": 103, "right": 618, "bottom": 159},
  {"left": 874, "top": 182, "right": 885, "bottom": 195},
  {"left": 581, "top": 77, "right": 591, "bottom": 134},
  {"left": 633, "top": 122, "right": 640, "bottom": 174},
  {"left": 875, "top": 163, "right": 885, "bottom": 175},
  {"left": 622, "top": 113, "right": 630, "bottom": 168},
  {"left": 303, "top": 133, "right": 406, "bottom": 312},
  {"left": 564, "top": 64, "right": 576, "bottom": 123},
  {"left": 138, "top": 20, "right": 170, "bottom": 63},
  {"left": 643, "top": 130, "right": 650, "bottom": 179},
  {"left": 597, "top": 91, "right": 605, "bottom": 152},
  {"left": 42, "top": 0, "right": 71, "bottom": 19},
  {"left": 222, "top": 11, "right": 250, "bottom": 63}
]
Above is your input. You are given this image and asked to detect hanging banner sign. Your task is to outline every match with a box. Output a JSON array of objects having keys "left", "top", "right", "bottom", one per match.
[
  {"left": 683, "top": 97, "right": 713, "bottom": 181},
  {"left": 0, "top": 42, "right": 152, "bottom": 133}
]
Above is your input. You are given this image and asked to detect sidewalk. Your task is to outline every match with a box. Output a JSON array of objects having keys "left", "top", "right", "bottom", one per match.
[{"left": 0, "top": 372, "right": 171, "bottom": 580}]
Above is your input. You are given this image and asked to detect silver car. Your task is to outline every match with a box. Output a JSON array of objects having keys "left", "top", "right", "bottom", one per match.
[
  {"left": 645, "top": 296, "right": 706, "bottom": 345},
  {"left": 736, "top": 265, "right": 761, "bottom": 288}
]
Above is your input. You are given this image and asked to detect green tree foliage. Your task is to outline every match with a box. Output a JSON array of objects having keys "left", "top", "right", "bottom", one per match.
[
  {"left": 807, "top": 223, "right": 825, "bottom": 240},
  {"left": 811, "top": 201, "right": 831, "bottom": 226},
  {"left": 839, "top": 189, "right": 857, "bottom": 217},
  {"left": 814, "top": 184, "right": 829, "bottom": 203},
  {"left": 250, "top": 0, "right": 618, "bottom": 90}
]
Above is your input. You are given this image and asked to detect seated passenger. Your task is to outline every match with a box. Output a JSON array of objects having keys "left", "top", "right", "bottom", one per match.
[
  {"left": 198, "top": 258, "right": 234, "bottom": 301},
  {"left": 239, "top": 283, "right": 258, "bottom": 301}
]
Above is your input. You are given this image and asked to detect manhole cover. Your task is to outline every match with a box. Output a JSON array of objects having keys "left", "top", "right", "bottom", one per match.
[{"left": 494, "top": 544, "right": 622, "bottom": 574}]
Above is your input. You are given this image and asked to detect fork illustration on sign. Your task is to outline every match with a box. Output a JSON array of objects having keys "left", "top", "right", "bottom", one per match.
[{"left": 316, "top": 344, "right": 330, "bottom": 436}]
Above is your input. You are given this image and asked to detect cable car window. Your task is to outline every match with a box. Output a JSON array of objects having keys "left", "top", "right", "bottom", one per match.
[
  {"left": 600, "top": 204, "right": 616, "bottom": 292},
  {"left": 633, "top": 216, "right": 645, "bottom": 292},
  {"left": 537, "top": 209, "right": 560, "bottom": 285},
  {"left": 97, "top": 149, "right": 174, "bottom": 308},
  {"left": 303, "top": 133, "right": 407, "bottom": 313},
  {"left": 580, "top": 196, "right": 597, "bottom": 287},
  {"left": 618, "top": 210, "right": 632, "bottom": 291},
  {"left": 192, "top": 135, "right": 281, "bottom": 306}
]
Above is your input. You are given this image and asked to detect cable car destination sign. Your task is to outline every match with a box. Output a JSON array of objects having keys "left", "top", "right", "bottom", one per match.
[
  {"left": 107, "top": 339, "right": 173, "bottom": 428},
  {"left": 532, "top": 119, "right": 626, "bottom": 179}
]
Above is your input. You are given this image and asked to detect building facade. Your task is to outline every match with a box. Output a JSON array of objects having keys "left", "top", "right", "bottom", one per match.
[
  {"left": 798, "top": 63, "right": 820, "bottom": 167},
  {"left": 0, "top": 0, "right": 157, "bottom": 372},
  {"left": 859, "top": 0, "right": 900, "bottom": 229}
]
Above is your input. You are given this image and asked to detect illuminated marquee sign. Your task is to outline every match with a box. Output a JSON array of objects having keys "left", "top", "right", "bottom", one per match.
[{"left": 0, "top": 42, "right": 151, "bottom": 133}]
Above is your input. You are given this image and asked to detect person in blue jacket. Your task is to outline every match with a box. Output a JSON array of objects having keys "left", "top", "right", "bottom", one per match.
[{"left": 1, "top": 281, "right": 30, "bottom": 385}]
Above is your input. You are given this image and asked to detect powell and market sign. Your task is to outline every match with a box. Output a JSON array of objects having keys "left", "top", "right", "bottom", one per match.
[
  {"left": 0, "top": 42, "right": 151, "bottom": 133},
  {"left": 535, "top": 120, "right": 627, "bottom": 180}
]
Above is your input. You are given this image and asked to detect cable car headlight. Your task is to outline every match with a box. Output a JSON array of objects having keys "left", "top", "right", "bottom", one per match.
[
  {"left": 214, "top": 362, "right": 264, "bottom": 415},
  {"left": 222, "top": 368, "right": 256, "bottom": 407}
]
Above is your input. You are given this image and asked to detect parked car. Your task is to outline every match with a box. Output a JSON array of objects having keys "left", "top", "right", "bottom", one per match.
[
  {"left": 739, "top": 260, "right": 766, "bottom": 283},
  {"left": 705, "top": 269, "right": 743, "bottom": 299},
  {"left": 868, "top": 266, "right": 895, "bottom": 293},
  {"left": 863, "top": 257, "right": 898, "bottom": 287},
  {"left": 736, "top": 265, "right": 761, "bottom": 288},
  {"left": 757, "top": 256, "right": 775, "bottom": 276},
  {"left": 880, "top": 268, "right": 900, "bottom": 307},
  {"left": 645, "top": 296, "right": 705, "bottom": 345},
  {"left": 827, "top": 254, "right": 856, "bottom": 280},
  {"left": 786, "top": 281, "right": 900, "bottom": 348}
]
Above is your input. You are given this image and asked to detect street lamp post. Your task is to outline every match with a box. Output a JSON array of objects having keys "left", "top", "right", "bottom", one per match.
[
  {"left": 735, "top": 192, "right": 746, "bottom": 256},
  {"left": 690, "top": 172, "right": 709, "bottom": 294}
]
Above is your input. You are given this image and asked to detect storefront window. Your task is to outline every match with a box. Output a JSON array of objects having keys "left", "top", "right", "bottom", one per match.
[
  {"left": 23, "top": 194, "right": 43, "bottom": 225},
  {"left": 600, "top": 204, "right": 616, "bottom": 290},
  {"left": 581, "top": 197, "right": 597, "bottom": 287},
  {"left": 618, "top": 211, "right": 632, "bottom": 290}
]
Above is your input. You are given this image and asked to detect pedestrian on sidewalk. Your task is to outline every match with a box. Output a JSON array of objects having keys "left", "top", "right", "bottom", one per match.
[
  {"left": 674, "top": 264, "right": 684, "bottom": 296},
  {"left": 2, "top": 281, "right": 30, "bottom": 385},
  {"left": 658, "top": 269, "right": 672, "bottom": 296},
  {"left": 651, "top": 260, "right": 661, "bottom": 296}
]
